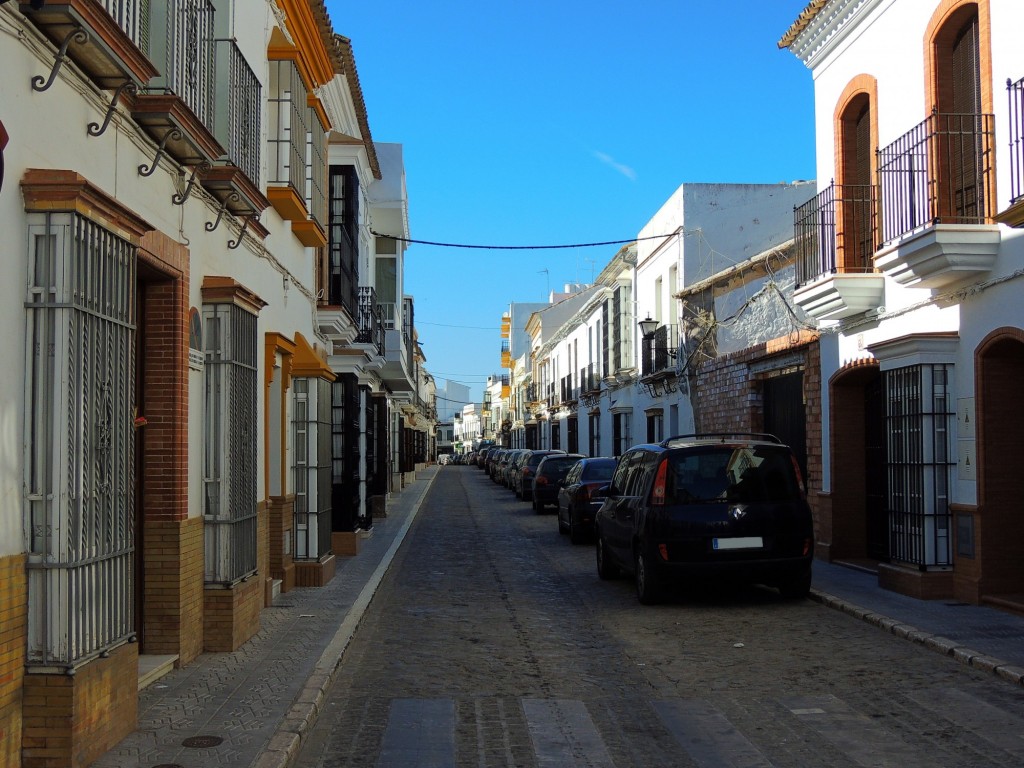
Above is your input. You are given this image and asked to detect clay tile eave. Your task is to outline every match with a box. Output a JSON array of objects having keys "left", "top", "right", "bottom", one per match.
[
  {"left": 778, "top": 0, "right": 829, "bottom": 49},
  {"left": 334, "top": 34, "right": 382, "bottom": 180}
]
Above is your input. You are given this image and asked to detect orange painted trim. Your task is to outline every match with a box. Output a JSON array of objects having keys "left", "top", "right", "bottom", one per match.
[
  {"left": 292, "top": 332, "right": 336, "bottom": 380},
  {"left": 308, "top": 94, "right": 331, "bottom": 131},
  {"left": 267, "top": 184, "right": 310, "bottom": 222},
  {"left": 264, "top": 332, "right": 297, "bottom": 499},
  {"left": 274, "top": 0, "right": 335, "bottom": 88},
  {"left": 291, "top": 219, "right": 328, "bottom": 248},
  {"left": 268, "top": 43, "right": 317, "bottom": 96}
]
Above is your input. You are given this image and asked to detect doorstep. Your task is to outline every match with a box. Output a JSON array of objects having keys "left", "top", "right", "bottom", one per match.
[{"left": 138, "top": 653, "right": 178, "bottom": 692}]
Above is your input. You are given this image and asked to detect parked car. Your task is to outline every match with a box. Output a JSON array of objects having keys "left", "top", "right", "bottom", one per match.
[
  {"left": 530, "top": 453, "right": 584, "bottom": 511},
  {"left": 595, "top": 433, "right": 813, "bottom": 605},
  {"left": 500, "top": 449, "right": 524, "bottom": 487},
  {"left": 437, "top": 453, "right": 452, "bottom": 466},
  {"left": 506, "top": 450, "right": 531, "bottom": 490},
  {"left": 489, "top": 449, "right": 508, "bottom": 482},
  {"left": 556, "top": 457, "right": 617, "bottom": 542},
  {"left": 515, "top": 450, "right": 568, "bottom": 500}
]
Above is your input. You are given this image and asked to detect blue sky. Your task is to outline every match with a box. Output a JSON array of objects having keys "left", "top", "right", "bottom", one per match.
[{"left": 324, "top": 1, "right": 818, "bottom": 405}]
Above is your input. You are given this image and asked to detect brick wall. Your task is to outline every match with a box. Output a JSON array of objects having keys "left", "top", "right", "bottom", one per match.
[
  {"left": 204, "top": 576, "right": 261, "bottom": 653},
  {"left": 0, "top": 554, "right": 26, "bottom": 768},
  {"left": 268, "top": 496, "right": 296, "bottom": 593},
  {"left": 694, "top": 332, "right": 823, "bottom": 541},
  {"left": 143, "top": 517, "right": 204, "bottom": 664},
  {"left": 22, "top": 643, "right": 138, "bottom": 768}
]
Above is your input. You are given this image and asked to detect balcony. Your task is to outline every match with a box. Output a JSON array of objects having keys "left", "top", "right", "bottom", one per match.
[
  {"left": 20, "top": 0, "right": 159, "bottom": 89},
  {"left": 875, "top": 112, "right": 999, "bottom": 289},
  {"left": 500, "top": 339, "right": 510, "bottom": 369},
  {"left": 997, "top": 76, "right": 1024, "bottom": 227},
  {"left": 354, "top": 286, "right": 385, "bottom": 358},
  {"left": 640, "top": 323, "right": 678, "bottom": 377},
  {"left": 201, "top": 39, "right": 269, "bottom": 217},
  {"left": 131, "top": 0, "right": 226, "bottom": 168},
  {"left": 792, "top": 183, "right": 885, "bottom": 321}
]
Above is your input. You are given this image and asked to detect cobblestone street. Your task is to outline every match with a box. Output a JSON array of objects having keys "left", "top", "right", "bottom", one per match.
[{"left": 296, "top": 467, "right": 1024, "bottom": 768}]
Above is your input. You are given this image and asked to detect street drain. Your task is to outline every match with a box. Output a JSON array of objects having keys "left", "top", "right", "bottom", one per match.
[
  {"left": 151, "top": 764, "right": 184, "bottom": 768},
  {"left": 181, "top": 735, "right": 224, "bottom": 748}
]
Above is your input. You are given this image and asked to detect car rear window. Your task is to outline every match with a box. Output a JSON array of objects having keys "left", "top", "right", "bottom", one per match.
[
  {"left": 541, "top": 457, "right": 578, "bottom": 473},
  {"left": 582, "top": 462, "right": 615, "bottom": 481},
  {"left": 665, "top": 446, "right": 800, "bottom": 504}
]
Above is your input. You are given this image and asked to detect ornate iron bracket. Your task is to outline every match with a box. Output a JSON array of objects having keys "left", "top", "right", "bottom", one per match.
[
  {"left": 228, "top": 212, "right": 258, "bottom": 250},
  {"left": 205, "top": 192, "right": 241, "bottom": 231},
  {"left": 87, "top": 81, "right": 138, "bottom": 137},
  {"left": 172, "top": 161, "right": 210, "bottom": 205},
  {"left": 138, "top": 128, "right": 182, "bottom": 177},
  {"left": 32, "top": 27, "right": 89, "bottom": 93}
]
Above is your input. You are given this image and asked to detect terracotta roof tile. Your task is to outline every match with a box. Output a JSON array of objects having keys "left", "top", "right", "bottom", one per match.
[
  {"left": 334, "top": 35, "right": 382, "bottom": 180},
  {"left": 778, "top": 0, "right": 829, "bottom": 49}
]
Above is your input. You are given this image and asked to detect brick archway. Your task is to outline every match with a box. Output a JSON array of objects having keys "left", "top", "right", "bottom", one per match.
[
  {"left": 827, "top": 359, "right": 884, "bottom": 564},
  {"left": 972, "top": 328, "right": 1024, "bottom": 602}
]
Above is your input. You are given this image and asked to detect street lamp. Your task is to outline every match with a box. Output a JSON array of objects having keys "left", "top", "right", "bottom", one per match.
[{"left": 638, "top": 317, "right": 676, "bottom": 358}]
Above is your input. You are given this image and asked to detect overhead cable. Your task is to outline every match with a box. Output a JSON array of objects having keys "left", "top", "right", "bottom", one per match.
[{"left": 370, "top": 229, "right": 686, "bottom": 250}]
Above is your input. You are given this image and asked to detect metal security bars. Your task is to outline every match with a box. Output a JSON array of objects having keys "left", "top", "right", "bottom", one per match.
[
  {"left": 145, "top": 0, "right": 216, "bottom": 132},
  {"left": 1007, "top": 77, "right": 1024, "bottom": 204},
  {"left": 203, "top": 302, "right": 258, "bottom": 584},
  {"left": 215, "top": 38, "right": 261, "bottom": 184},
  {"left": 268, "top": 59, "right": 307, "bottom": 195},
  {"left": 878, "top": 112, "right": 995, "bottom": 244},
  {"left": 794, "top": 183, "right": 877, "bottom": 287},
  {"left": 884, "top": 364, "right": 955, "bottom": 569},
  {"left": 24, "top": 212, "right": 136, "bottom": 668},
  {"left": 356, "top": 286, "right": 385, "bottom": 355},
  {"left": 292, "top": 378, "right": 333, "bottom": 561},
  {"left": 640, "top": 324, "right": 678, "bottom": 376},
  {"left": 306, "top": 105, "right": 327, "bottom": 227}
]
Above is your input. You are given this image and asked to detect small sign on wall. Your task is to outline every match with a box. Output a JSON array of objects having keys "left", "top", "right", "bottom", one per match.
[
  {"left": 957, "top": 397, "right": 975, "bottom": 439},
  {"left": 958, "top": 440, "right": 977, "bottom": 481}
]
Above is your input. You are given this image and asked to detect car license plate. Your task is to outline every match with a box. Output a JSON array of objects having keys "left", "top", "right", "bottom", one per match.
[{"left": 713, "top": 536, "right": 763, "bottom": 550}]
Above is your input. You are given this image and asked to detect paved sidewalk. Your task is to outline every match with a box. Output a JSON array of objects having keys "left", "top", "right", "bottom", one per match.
[
  {"left": 811, "top": 560, "right": 1024, "bottom": 684},
  {"left": 94, "top": 463, "right": 1024, "bottom": 768},
  {"left": 94, "top": 465, "right": 439, "bottom": 768}
]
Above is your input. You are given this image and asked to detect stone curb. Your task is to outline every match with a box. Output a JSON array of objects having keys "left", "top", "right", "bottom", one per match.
[
  {"left": 809, "top": 589, "right": 1024, "bottom": 688},
  {"left": 254, "top": 469, "right": 439, "bottom": 768}
]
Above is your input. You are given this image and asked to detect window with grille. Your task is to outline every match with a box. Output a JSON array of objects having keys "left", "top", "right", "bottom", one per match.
[
  {"left": 293, "top": 378, "right": 333, "bottom": 560},
  {"left": 24, "top": 212, "right": 136, "bottom": 667},
  {"left": 589, "top": 412, "right": 601, "bottom": 457},
  {"left": 328, "top": 165, "right": 359, "bottom": 310},
  {"left": 613, "top": 411, "right": 632, "bottom": 457},
  {"left": 203, "top": 302, "right": 258, "bottom": 584},
  {"left": 884, "top": 364, "right": 955, "bottom": 568}
]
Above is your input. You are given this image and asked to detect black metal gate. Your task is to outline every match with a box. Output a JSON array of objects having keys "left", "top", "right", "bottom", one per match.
[{"left": 763, "top": 371, "right": 807, "bottom": 482}]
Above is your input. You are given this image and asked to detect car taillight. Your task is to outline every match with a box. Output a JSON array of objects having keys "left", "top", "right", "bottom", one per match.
[
  {"left": 790, "top": 455, "right": 807, "bottom": 497},
  {"left": 651, "top": 459, "right": 668, "bottom": 506},
  {"left": 535, "top": 476, "right": 548, "bottom": 486},
  {"left": 579, "top": 486, "right": 590, "bottom": 502}
]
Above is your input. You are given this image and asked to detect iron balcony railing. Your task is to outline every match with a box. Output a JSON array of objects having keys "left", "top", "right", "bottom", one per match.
[
  {"left": 355, "top": 286, "right": 385, "bottom": 355},
  {"left": 794, "top": 182, "right": 878, "bottom": 287},
  {"left": 641, "top": 324, "right": 678, "bottom": 376},
  {"left": 1007, "top": 77, "right": 1024, "bottom": 205},
  {"left": 878, "top": 111, "right": 995, "bottom": 244},
  {"left": 214, "top": 39, "right": 261, "bottom": 185},
  {"left": 101, "top": 0, "right": 149, "bottom": 52},
  {"left": 145, "top": 0, "right": 216, "bottom": 132},
  {"left": 526, "top": 383, "right": 538, "bottom": 403}
]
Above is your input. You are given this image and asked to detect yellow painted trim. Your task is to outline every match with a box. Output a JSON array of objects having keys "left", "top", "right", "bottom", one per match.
[
  {"left": 267, "top": 184, "right": 309, "bottom": 222},
  {"left": 264, "top": 332, "right": 297, "bottom": 501},
  {"left": 292, "top": 219, "right": 328, "bottom": 248},
  {"left": 308, "top": 94, "right": 331, "bottom": 131}
]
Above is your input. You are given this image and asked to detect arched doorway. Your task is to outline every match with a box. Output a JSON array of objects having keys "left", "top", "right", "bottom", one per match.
[
  {"left": 977, "top": 332, "right": 1024, "bottom": 602},
  {"left": 829, "top": 361, "right": 887, "bottom": 565}
]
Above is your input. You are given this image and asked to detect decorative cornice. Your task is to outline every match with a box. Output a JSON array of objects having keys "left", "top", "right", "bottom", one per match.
[
  {"left": 779, "top": 0, "right": 886, "bottom": 68},
  {"left": 21, "top": 168, "right": 153, "bottom": 243},
  {"left": 201, "top": 276, "right": 268, "bottom": 314}
]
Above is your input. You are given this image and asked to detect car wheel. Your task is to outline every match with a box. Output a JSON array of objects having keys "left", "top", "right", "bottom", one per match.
[
  {"left": 557, "top": 507, "right": 568, "bottom": 533},
  {"left": 569, "top": 512, "right": 586, "bottom": 545},
  {"left": 635, "top": 550, "right": 663, "bottom": 605},
  {"left": 778, "top": 569, "right": 812, "bottom": 600},
  {"left": 596, "top": 535, "right": 618, "bottom": 580}
]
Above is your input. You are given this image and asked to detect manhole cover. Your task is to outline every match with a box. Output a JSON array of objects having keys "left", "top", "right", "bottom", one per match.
[
  {"left": 152, "top": 764, "right": 184, "bottom": 768},
  {"left": 181, "top": 735, "right": 224, "bottom": 748}
]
